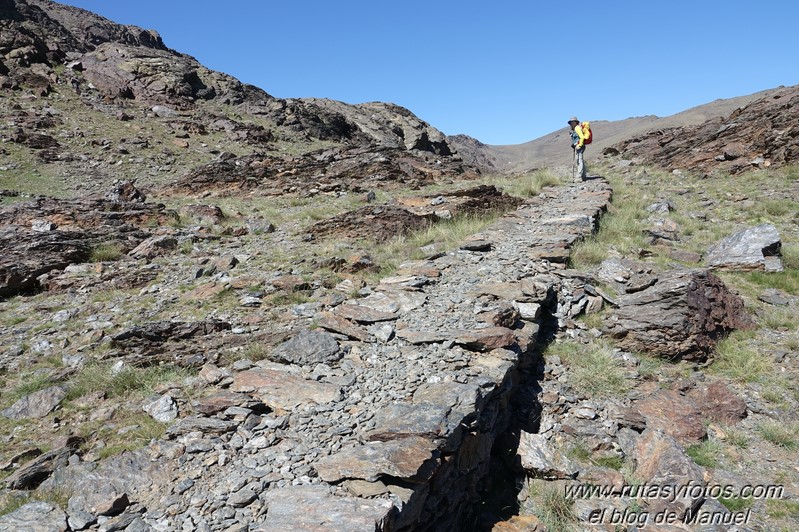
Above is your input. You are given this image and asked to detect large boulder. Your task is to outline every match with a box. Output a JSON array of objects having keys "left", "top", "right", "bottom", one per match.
[
  {"left": 0, "top": 228, "right": 91, "bottom": 298},
  {"left": 0, "top": 501, "right": 68, "bottom": 532},
  {"left": 705, "top": 223, "right": 783, "bottom": 272},
  {"left": 605, "top": 269, "right": 753, "bottom": 361},
  {"left": 634, "top": 390, "right": 707, "bottom": 445},
  {"left": 632, "top": 429, "right": 706, "bottom": 520}
]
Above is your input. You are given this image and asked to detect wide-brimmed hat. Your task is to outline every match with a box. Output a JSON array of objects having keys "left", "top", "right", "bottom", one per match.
[{"left": 567, "top": 116, "right": 579, "bottom": 124}]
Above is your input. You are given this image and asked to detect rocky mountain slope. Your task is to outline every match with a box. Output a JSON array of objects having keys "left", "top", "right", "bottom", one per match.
[
  {"left": 608, "top": 85, "right": 799, "bottom": 177},
  {"left": 1, "top": 0, "right": 477, "bottom": 201},
  {"left": 450, "top": 86, "right": 791, "bottom": 174},
  {"left": 1, "top": 1, "right": 799, "bottom": 532}
]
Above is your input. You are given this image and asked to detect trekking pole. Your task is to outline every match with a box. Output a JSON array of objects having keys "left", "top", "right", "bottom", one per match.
[{"left": 572, "top": 147, "right": 576, "bottom": 182}]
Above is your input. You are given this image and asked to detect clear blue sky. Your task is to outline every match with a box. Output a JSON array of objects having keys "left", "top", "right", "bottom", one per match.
[{"left": 59, "top": 1, "right": 798, "bottom": 145}]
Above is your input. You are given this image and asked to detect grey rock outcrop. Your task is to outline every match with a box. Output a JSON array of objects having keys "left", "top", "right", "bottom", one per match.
[
  {"left": 268, "top": 329, "right": 342, "bottom": 366},
  {"left": 705, "top": 223, "right": 783, "bottom": 272},
  {"left": 0, "top": 501, "right": 68, "bottom": 532},
  {"left": 1, "top": 385, "right": 65, "bottom": 419},
  {"left": 605, "top": 269, "right": 753, "bottom": 361}
]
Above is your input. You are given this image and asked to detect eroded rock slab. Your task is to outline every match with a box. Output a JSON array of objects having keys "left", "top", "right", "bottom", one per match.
[
  {"left": 315, "top": 436, "right": 440, "bottom": 483},
  {"left": 0, "top": 501, "right": 68, "bottom": 532},
  {"left": 635, "top": 390, "right": 707, "bottom": 445},
  {"left": 705, "top": 223, "right": 783, "bottom": 272},
  {"left": 268, "top": 329, "right": 342, "bottom": 366},
  {"left": 1, "top": 386, "right": 65, "bottom": 420},
  {"left": 231, "top": 367, "right": 342, "bottom": 410},
  {"left": 260, "top": 485, "right": 393, "bottom": 532},
  {"left": 605, "top": 269, "right": 753, "bottom": 361},
  {"left": 632, "top": 429, "right": 706, "bottom": 519},
  {"left": 517, "top": 432, "right": 578, "bottom": 480}
]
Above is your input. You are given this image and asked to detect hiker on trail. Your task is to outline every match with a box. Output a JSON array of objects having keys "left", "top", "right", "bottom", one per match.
[{"left": 568, "top": 117, "right": 588, "bottom": 181}]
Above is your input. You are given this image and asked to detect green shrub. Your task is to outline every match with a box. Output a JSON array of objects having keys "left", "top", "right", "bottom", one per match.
[
  {"left": 528, "top": 481, "right": 577, "bottom": 531},
  {"left": 757, "top": 421, "right": 799, "bottom": 450},
  {"left": 709, "top": 332, "right": 773, "bottom": 383},
  {"left": 546, "top": 339, "right": 630, "bottom": 399},
  {"left": 686, "top": 440, "right": 723, "bottom": 468},
  {"left": 89, "top": 242, "right": 123, "bottom": 262}
]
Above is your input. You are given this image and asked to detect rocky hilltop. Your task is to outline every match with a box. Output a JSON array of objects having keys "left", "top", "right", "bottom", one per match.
[
  {"left": 2, "top": 2, "right": 799, "bottom": 532},
  {"left": 1, "top": 0, "right": 476, "bottom": 200},
  {"left": 607, "top": 85, "right": 799, "bottom": 176},
  {"left": 450, "top": 86, "right": 793, "bottom": 174}
]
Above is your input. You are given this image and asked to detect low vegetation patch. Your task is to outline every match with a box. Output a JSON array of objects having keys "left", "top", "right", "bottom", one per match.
[
  {"left": 527, "top": 480, "right": 577, "bottom": 532},
  {"left": 494, "top": 169, "right": 562, "bottom": 198},
  {"left": 66, "top": 363, "right": 190, "bottom": 402},
  {"left": 569, "top": 172, "right": 652, "bottom": 269},
  {"left": 0, "top": 492, "right": 28, "bottom": 517},
  {"left": 372, "top": 212, "right": 503, "bottom": 278},
  {"left": 708, "top": 332, "right": 773, "bottom": 384},
  {"left": 89, "top": 242, "right": 124, "bottom": 262},
  {"left": 719, "top": 496, "right": 754, "bottom": 512},
  {"left": 767, "top": 499, "right": 799, "bottom": 520},
  {"left": 93, "top": 413, "right": 168, "bottom": 460},
  {"left": 545, "top": 339, "right": 630, "bottom": 399},
  {"left": 686, "top": 440, "right": 724, "bottom": 468},
  {"left": 756, "top": 421, "right": 799, "bottom": 450}
]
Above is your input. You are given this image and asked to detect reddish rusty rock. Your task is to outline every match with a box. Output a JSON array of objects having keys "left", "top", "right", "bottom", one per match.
[
  {"left": 688, "top": 380, "right": 747, "bottom": 424},
  {"left": 668, "top": 249, "right": 702, "bottom": 264},
  {"left": 0, "top": 228, "right": 91, "bottom": 298},
  {"left": 491, "top": 515, "right": 547, "bottom": 532},
  {"left": 632, "top": 429, "right": 705, "bottom": 518},
  {"left": 316, "top": 312, "right": 370, "bottom": 342},
  {"left": 635, "top": 390, "right": 707, "bottom": 445},
  {"left": 605, "top": 269, "right": 753, "bottom": 361},
  {"left": 181, "top": 282, "right": 228, "bottom": 301},
  {"left": 454, "top": 326, "right": 517, "bottom": 352},
  {"left": 179, "top": 204, "right": 224, "bottom": 225},
  {"left": 315, "top": 436, "right": 440, "bottom": 484},
  {"left": 191, "top": 391, "right": 259, "bottom": 416},
  {"left": 111, "top": 320, "right": 231, "bottom": 345},
  {"left": 490, "top": 305, "right": 521, "bottom": 328},
  {"left": 271, "top": 275, "right": 310, "bottom": 292},
  {"left": 107, "top": 181, "right": 146, "bottom": 203},
  {"left": 0, "top": 196, "right": 175, "bottom": 230},
  {"left": 127, "top": 234, "right": 178, "bottom": 259},
  {"left": 312, "top": 204, "right": 436, "bottom": 242},
  {"left": 609, "top": 85, "right": 799, "bottom": 175}
]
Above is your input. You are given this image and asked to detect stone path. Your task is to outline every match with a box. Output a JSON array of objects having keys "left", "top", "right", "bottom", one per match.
[{"left": 4, "top": 179, "right": 612, "bottom": 532}]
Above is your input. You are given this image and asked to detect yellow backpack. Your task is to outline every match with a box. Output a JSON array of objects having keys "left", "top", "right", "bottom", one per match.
[{"left": 581, "top": 121, "right": 593, "bottom": 145}]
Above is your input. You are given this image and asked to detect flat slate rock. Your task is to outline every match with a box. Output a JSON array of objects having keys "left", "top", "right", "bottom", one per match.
[
  {"left": 315, "top": 435, "right": 440, "bottom": 483},
  {"left": 334, "top": 303, "right": 398, "bottom": 323},
  {"left": 395, "top": 329, "right": 448, "bottom": 345},
  {"left": 0, "top": 501, "right": 68, "bottom": 532},
  {"left": 517, "top": 431, "right": 578, "bottom": 480},
  {"left": 259, "top": 485, "right": 393, "bottom": 532},
  {"left": 358, "top": 290, "right": 427, "bottom": 314},
  {"left": 317, "top": 312, "right": 370, "bottom": 342},
  {"left": 705, "top": 223, "right": 782, "bottom": 271},
  {"left": 1, "top": 386, "right": 65, "bottom": 420},
  {"left": 166, "top": 416, "right": 236, "bottom": 437},
  {"left": 453, "top": 326, "right": 516, "bottom": 351},
  {"left": 268, "top": 329, "right": 342, "bottom": 365},
  {"left": 231, "top": 367, "right": 341, "bottom": 410}
]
